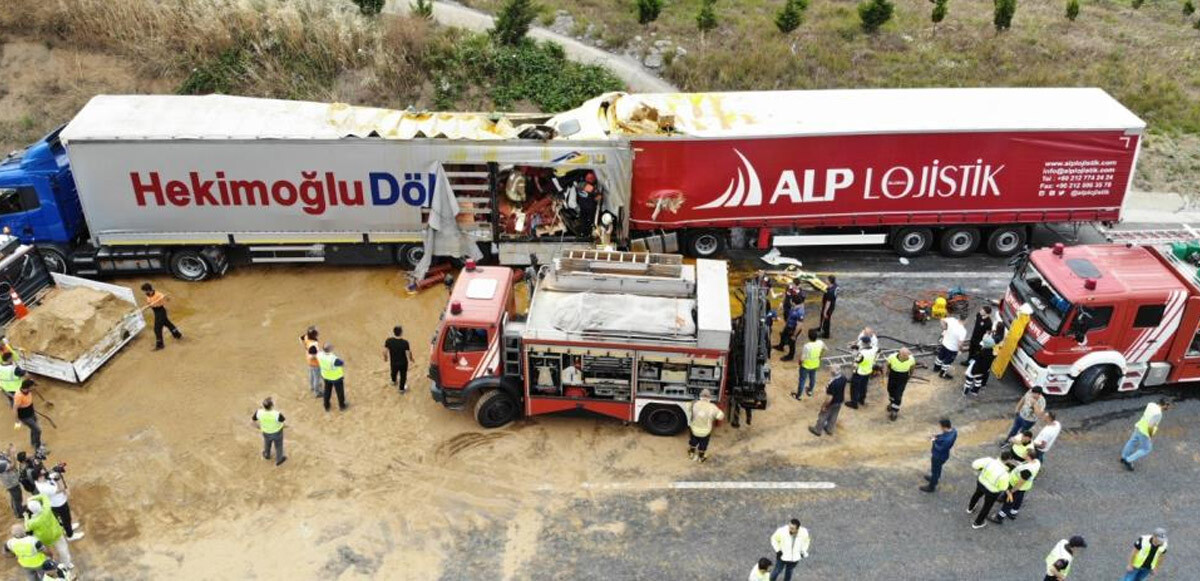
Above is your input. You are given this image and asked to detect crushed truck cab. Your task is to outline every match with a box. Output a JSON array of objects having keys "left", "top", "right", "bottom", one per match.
[
  {"left": 1002, "top": 241, "right": 1200, "bottom": 402},
  {"left": 430, "top": 251, "right": 768, "bottom": 435}
]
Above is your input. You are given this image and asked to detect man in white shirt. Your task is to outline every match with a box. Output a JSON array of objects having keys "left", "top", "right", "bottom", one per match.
[
  {"left": 561, "top": 359, "right": 583, "bottom": 386},
  {"left": 1033, "top": 411, "right": 1061, "bottom": 461},
  {"left": 933, "top": 317, "right": 967, "bottom": 379},
  {"left": 769, "top": 518, "right": 810, "bottom": 581},
  {"left": 33, "top": 470, "right": 80, "bottom": 541}
]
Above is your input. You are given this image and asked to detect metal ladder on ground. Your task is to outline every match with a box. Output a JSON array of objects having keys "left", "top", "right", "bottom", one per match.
[
  {"left": 1099, "top": 225, "right": 1200, "bottom": 246},
  {"left": 820, "top": 344, "right": 941, "bottom": 368}
]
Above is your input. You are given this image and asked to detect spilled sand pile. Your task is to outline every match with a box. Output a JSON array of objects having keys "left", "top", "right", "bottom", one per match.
[{"left": 8, "top": 286, "right": 134, "bottom": 360}]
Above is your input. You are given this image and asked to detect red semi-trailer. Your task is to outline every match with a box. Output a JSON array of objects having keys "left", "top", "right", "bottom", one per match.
[{"left": 551, "top": 88, "right": 1145, "bottom": 258}]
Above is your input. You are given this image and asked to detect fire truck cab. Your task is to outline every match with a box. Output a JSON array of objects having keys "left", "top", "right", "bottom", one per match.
[
  {"left": 430, "top": 250, "right": 768, "bottom": 435},
  {"left": 1003, "top": 241, "right": 1200, "bottom": 402}
]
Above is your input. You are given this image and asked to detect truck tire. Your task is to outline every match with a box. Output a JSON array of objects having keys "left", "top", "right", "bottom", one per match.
[
  {"left": 169, "top": 250, "right": 211, "bottom": 282},
  {"left": 395, "top": 244, "right": 425, "bottom": 270},
  {"left": 986, "top": 226, "right": 1026, "bottom": 257},
  {"left": 939, "top": 227, "right": 981, "bottom": 258},
  {"left": 37, "top": 247, "right": 69, "bottom": 274},
  {"left": 1072, "top": 365, "right": 1116, "bottom": 404},
  {"left": 474, "top": 389, "right": 519, "bottom": 428},
  {"left": 639, "top": 404, "right": 688, "bottom": 436},
  {"left": 891, "top": 227, "right": 934, "bottom": 257},
  {"left": 684, "top": 230, "right": 726, "bottom": 258}
]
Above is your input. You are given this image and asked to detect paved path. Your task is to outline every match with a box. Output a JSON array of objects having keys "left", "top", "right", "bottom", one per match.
[{"left": 385, "top": 0, "right": 678, "bottom": 93}]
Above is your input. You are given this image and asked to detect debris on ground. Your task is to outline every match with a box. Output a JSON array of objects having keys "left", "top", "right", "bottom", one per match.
[{"left": 8, "top": 286, "right": 134, "bottom": 360}]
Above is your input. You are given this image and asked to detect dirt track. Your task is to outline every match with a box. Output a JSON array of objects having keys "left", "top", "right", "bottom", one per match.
[{"left": 0, "top": 264, "right": 1005, "bottom": 579}]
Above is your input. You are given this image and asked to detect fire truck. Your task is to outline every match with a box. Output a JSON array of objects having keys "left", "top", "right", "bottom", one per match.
[
  {"left": 1002, "top": 228, "right": 1200, "bottom": 402},
  {"left": 428, "top": 250, "right": 769, "bottom": 434}
]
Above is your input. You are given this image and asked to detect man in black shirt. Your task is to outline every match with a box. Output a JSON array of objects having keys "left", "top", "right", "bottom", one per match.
[
  {"left": 809, "top": 365, "right": 849, "bottom": 437},
  {"left": 383, "top": 326, "right": 414, "bottom": 392},
  {"left": 964, "top": 305, "right": 994, "bottom": 366},
  {"left": 819, "top": 276, "right": 838, "bottom": 339}
]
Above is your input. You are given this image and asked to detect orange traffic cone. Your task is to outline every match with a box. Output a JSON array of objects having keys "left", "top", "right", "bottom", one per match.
[{"left": 9, "top": 288, "right": 28, "bottom": 320}]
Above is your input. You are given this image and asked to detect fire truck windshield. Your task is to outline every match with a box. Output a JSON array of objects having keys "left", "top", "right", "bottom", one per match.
[{"left": 1011, "top": 262, "right": 1072, "bottom": 334}]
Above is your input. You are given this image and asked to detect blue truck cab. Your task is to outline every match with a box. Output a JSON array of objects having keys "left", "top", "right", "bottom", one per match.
[{"left": 0, "top": 127, "right": 87, "bottom": 272}]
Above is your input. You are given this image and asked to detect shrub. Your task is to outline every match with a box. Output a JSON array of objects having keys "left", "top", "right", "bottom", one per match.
[
  {"left": 697, "top": 0, "right": 718, "bottom": 33},
  {"left": 1184, "top": 0, "right": 1196, "bottom": 15},
  {"left": 932, "top": 0, "right": 949, "bottom": 25},
  {"left": 492, "top": 0, "right": 538, "bottom": 45},
  {"left": 858, "top": 0, "right": 895, "bottom": 33},
  {"left": 1132, "top": 0, "right": 1144, "bottom": 7},
  {"left": 413, "top": 0, "right": 434, "bottom": 19},
  {"left": 1066, "top": 0, "right": 1080, "bottom": 20},
  {"left": 637, "top": 0, "right": 663, "bottom": 24},
  {"left": 776, "top": 0, "right": 804, "bottom": 33},
  {"left": 994, "top": 0, "right": 1017, "bottom": 31},
  {"left": 352, "top": 0, "right": 385, "bottom": 15}
]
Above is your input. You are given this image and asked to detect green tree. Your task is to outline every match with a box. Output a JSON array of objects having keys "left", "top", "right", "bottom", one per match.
[
  {"left": 697, "top": 0, "right": 718, "bottom": 33},
  {"left": 858, "top": 0, "right": 895, "bottom": 33},
  {"left": 1132, "top": 0, "right": 1144, "bottom": 7},
  {"left": 775, "top": 0, "right": 804, "bottom": 33},
  {"left": 993, "top": 0, "right": 1017, "bottom": 30},
  {"left": 637, "top": 0, "right": 664, "bottom": 24},
  {"left": 1066, "top": 0, "right": 1080, "bottom": 20},
  {"left": 492, "top": 0, "right": 538, "bottom": 45},
  {"left": 932, "top": 0, "right": 949, "bottom": 26},
  {"left": 1184, "top": 0, "right": 1195, "bottom": 15},
  {"left": 352, "top": 0, "right": 385, "bottom": 15},
  {"left": 412, "top": 0, "right": 434, "bottom": 19}
]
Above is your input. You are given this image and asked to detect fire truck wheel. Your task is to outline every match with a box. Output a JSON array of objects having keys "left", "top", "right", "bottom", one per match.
[
  {"left": 639, "top": 404, "right": 687, "bottom": 436},
  {"left": 685, "top": 230, "right": 726, "bottom": 258},
  {"left": 938, "top": 227, "right": 981, "bottom": 258},
  {"left": 1072, "top": 365, "right": 1115, "bottom": 403},
  {"left": 474, "top": 390, "right": 519, "bottom": 428},
  {"left": 985, "top": 227, "right": 1026, "bottom": 257},
  {"left": 891, "top": 227, "right": 934, "bottom": 257},
  {"left": 169, "top": 250, "right": 211, "bottom": 282}
]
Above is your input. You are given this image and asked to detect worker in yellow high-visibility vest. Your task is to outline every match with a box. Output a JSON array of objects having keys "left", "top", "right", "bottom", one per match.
[
  {"left": 1123, "top": 528, "right": 1167, "bottom": 581},
  {"left": 252, "top": 397, "right": 287, "bottom": 466},
  {"left": 4, "top": 523, "right": 71, "bottom": 579},
  {"left": 318, "top": 343, "right": 348, "bottom": 412},
  {"left": 1045, "top": 536, "right": 1087, "bottom": 580},
  {"left": 1121, "top": 398, "right": 1172, "bottom": 471},
  {"left": 794, "top": 329, "right": 825, "bottom": 400},
  {"left": 884, "top": 348, "right": 915, "bottom": 421},
  {"left": 967, "top": 451, "right": 1013, "bottom": 529},
  {"left": 0, "top": 351, "right": 26, "bottom": 403}
]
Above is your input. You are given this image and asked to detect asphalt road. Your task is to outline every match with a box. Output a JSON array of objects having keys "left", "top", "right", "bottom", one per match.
[{"left": 437, "top": 240, "right": 1199, "bottom": 580}]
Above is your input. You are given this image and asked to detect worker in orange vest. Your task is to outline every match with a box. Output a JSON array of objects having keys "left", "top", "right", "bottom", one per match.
[
  {"left": 141, "top": 283, "right": 183, "bottom": 350},
  {"left": 299, "top": 327, "right": 322, "bottom": 398}
]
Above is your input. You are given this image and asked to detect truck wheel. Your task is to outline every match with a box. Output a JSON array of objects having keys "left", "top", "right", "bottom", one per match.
[
  {"left": 169, "top": 250, "right": 211, "bottom": 282},
  {"left": 474, "top": 390, "right": 519, "bottom": 428},
  {"left": 891, "top": 227, "right": 934, "bottom": 257},
  {"left": 639, "top": 404, "right": 688, "bottom": 436},
  {"left": 37, "top": 247, "right": 69, "bottom": 274},
  {"left": 1072, "top": 365, "right": 1116, "bottom": 404},
  {"left": 395, "top": 244, "right": 425, "bottom": 270},
  {"left": 685, "top": 230, "right": 726, "bottom": 258},
  {"left": 986, "top": 227, "right": 1026, "bottom": 257},
  {"left": 939, "top": 227, "right": 981, "bottom": 258}
]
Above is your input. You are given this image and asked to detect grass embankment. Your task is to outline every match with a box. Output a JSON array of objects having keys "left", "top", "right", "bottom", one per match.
[
  {"left": 0, "top": 0, "right": 621, "bottom": 151},
  {"left": 460, "top": 0, "right": 1200, "bottom": 197}
]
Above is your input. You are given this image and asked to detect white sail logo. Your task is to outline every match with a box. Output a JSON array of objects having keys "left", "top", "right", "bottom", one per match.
[{"left": 695, "top": 149, "right": 763, "bottom": 209}]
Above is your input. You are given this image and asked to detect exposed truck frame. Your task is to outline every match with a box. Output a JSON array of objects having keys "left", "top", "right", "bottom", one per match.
[{"left": 428, "top": 251, "right": 768, "bottom": 434}]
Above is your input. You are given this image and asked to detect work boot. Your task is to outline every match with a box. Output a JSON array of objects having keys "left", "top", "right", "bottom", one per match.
[
  {"left": 153, "top": 343, "right": 164, "bottom": 351},
  {"left": 687, "top": 447, "right": 696, "bottom": 460},
  {"left": 919, "top": 485, "right": 936, "bottom": 493},
  {"left": 276, "top": 456, "right": 288, "bottom": 466},
  {"left": 697, "top": 453, "right": 707, "bottom": 463},
  {"left": 262, "top": 451, "right": 270, "bottom": 460},
  {"left": 844, "top": 402, "right": 859, "bottom": 410},
  {"left": 172, "top": 330, "right": 183, "bottom": 340},
  {"left": 888, "top": 411, "right": 898, "bottom": 421},
  {"left": 807, "top": 426, "right": 822, "bottom": 437},
  {"left": 1121, "top": 458, "right": 1134, "bottom": 471},
  {"left": 971, "top": 521, "right": 987, "bottom": 530},
  {"left": 989, "top": 514, "right": 1005, "bottom": 525}
]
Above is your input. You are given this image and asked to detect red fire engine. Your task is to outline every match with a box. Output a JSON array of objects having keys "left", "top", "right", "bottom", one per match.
[
  {"left": 1002, "top": 230, "right": 1200, "bottom": 402},
  {"left": 429, "top": 250, "right": 769, "bottom": 434}
]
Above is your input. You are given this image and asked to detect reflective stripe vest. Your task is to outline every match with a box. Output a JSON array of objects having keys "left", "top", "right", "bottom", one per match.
[
  {"left": 5, "top": 536, "right": 46, "bottom": 569},
  {"left": 1011, "top": 442, "right": 1032, "bottom": 461},
  {"left": 304, "top": 339, "right": 319, "bottom": 368},
  {"left": 1045, "top": 540, "right": 1073, "bottom": 577},
  {"left": 1131, "top": 535, "right": 1166, "bottom": 569},
  {"left": 318, "top": 352, "right": 344, "bottom": 381},
  {"left": 886, "top": 354, "right": 915, "bottom": 374},
  {"left": 1135, "top": 402, "right": 1161, "bottom": 437},
  {"left": 1010, "top": 459, "right": 1041, "bottom": 492},
  {"left": 24, "top": 494, "right": 63, "bottom": 545},
  {"left": 856, "top": 348, "right": 877, "bottom": 376},
  {"left": 0, "top": 363, "right": 20, "bottom": 394},
  {"left": 801, "top": 341, "right": 825, "bottom": 370},
  {"left": 257, "top": 409, "right": 283, "bottom": 434},
  {"left": 973, "top": 457, "right": 1010, "bottom": 493}
]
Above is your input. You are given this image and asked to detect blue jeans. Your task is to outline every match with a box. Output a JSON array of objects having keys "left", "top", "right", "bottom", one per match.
[
  {"left": 770, "top": 559, "right": 798, "bottom": 581},
  {"left": 929, "top": 456, "right": 947, "bottom": 487},
  {"left": 1122, "top": 568, "right": 1152, "bottom": 581},
  {"left": 1006, "top": 416, "right": 1035, "bottom": 440},
  {"left": 799, "top": 368, "right": 817, "bottom": 395},
  {"left": 1122, "top": 430, "right": 1153, "bottom": 463}
]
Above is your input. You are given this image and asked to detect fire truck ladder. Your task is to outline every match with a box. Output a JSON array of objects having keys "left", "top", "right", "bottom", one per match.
[
  {"left": 558, "top": 249, "right": 684, "bottom": 277},
  {"left": 1099, "top": 225, "right": 1200, "bottom": 246}
]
